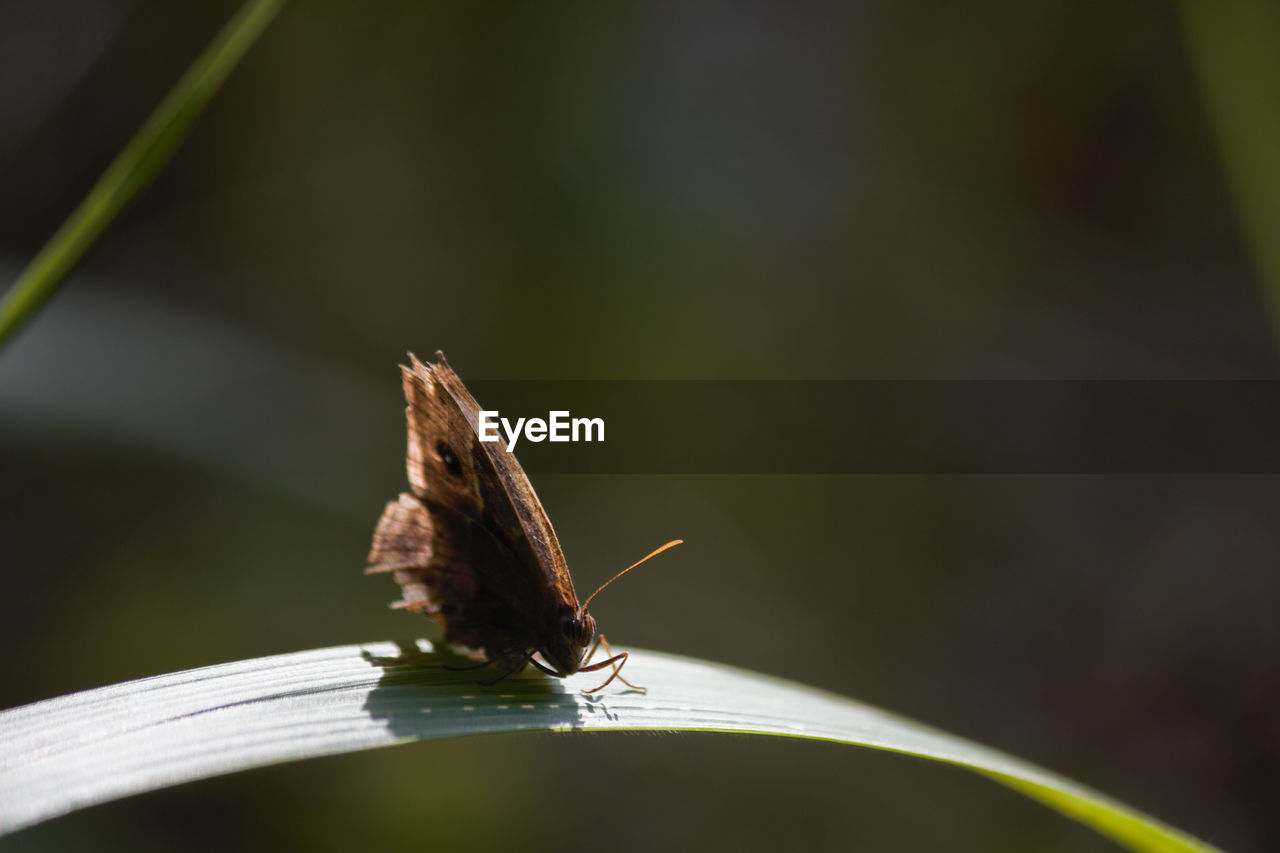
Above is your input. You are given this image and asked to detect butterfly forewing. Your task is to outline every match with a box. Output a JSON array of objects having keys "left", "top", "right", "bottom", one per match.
[
  {"left": 429, "top": 354, "right": 578, "bottom": 606},
  {"left": 367, "top": 352, "right": 584, "bottom": 676}
]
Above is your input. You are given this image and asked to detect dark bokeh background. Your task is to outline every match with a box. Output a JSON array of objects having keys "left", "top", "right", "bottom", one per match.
[{"left": 2, "top": 2, "right": 1277, "bottom": 851}]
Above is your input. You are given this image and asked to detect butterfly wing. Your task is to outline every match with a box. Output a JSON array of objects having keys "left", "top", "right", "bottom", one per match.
[
  {"left": 426, "top": 352, "right": 577, "bottom": 605},
  {"left": 366, "top": 352, "right": 577, "bottom": 671}
]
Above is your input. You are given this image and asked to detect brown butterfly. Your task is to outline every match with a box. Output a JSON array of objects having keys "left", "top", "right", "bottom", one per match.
[{"left": 366, "top": 351, "right": 679, "bottom": 693}]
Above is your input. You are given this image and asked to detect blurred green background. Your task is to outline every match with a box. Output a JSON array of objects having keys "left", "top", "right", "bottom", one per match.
[{"left": 2, "top": 2, "right": 1277, "bottom": 851}]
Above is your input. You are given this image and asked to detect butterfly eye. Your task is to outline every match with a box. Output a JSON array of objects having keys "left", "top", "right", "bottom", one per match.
[
  {"left": 563, "top": 614, "right": 594, "bottom": 645},
  {"left": 435, "top": 441, "right": 463, "bottom": 477}
]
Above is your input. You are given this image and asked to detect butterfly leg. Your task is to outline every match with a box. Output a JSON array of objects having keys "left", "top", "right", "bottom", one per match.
[
  {"left": 471, "top": 650, "right": 538, "bottom": 686},
  {"left": 595, "top": 635, "right": 646, "bottom": 691},
  {"left": 529, "top": 656, "right": 562, "bottom": 677},
  {"left": 580, "top": 634, "right": 605, "bottom": 667},
  {"left": 477, "top": 667, "right": 519, "bottom": 687},
  {"left": 578, "top": 635, "right": 646, "bottom": 693}
]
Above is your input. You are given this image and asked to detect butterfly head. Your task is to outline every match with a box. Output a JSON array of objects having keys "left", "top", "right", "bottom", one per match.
[
  {"left": 541, "top": 608, "right": 597, "bottom": 676},
  {"left": 539, "top": 540, "right": 682, "bottom": 678}
]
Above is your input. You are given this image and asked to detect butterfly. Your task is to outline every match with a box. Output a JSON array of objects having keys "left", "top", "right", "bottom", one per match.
[{"left": 365, "top": 351, "right": 679, "bottom": 692}]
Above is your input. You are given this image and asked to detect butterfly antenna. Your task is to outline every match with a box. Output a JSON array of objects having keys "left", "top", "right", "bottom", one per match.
[{"left": 580, "top": 539, "right": 683, "bottom": 612}]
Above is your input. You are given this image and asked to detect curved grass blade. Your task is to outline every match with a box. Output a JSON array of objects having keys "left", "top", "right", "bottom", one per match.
[
  {"left": 0, "top": 640, "right": 1216, "bottom": 851},
  {"left": 0, "top": 0, "right": 283, "bottom": 353},
  {"left": 1177, "top": 1, "right": 1280, "bottom": 332}
]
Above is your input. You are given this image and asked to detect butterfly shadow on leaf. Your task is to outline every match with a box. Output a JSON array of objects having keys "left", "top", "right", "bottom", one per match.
[{"left": 360, "top": 639, "right": 605, "bottom": 738}]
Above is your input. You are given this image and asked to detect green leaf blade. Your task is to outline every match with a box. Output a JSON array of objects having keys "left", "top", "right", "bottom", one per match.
[
  {"left": 0, "top": 641, "right": 1217, "bottom": 852},
  {"left": 0, "top": 0, "right": 283, "bottom": 352}
]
